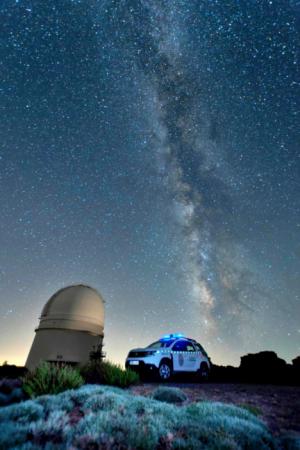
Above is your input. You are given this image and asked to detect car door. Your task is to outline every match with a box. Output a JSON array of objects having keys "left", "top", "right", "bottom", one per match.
[
  {"left": 172, "top": 340, "right": 198, "bottom": 372},
  {"left": 184, "top": 342, "right": 198, "bottom": 371},
  {"left": 194, "top": 342, "right": 208, "bottom": 367}
]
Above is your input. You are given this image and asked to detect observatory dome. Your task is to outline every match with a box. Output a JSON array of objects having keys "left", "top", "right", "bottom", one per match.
[
  {"left": 25, "top": 284, "right": 105, "bottom": 370},
  {"left": 38, "top": 284, "right": 104, "bottom": 335}
]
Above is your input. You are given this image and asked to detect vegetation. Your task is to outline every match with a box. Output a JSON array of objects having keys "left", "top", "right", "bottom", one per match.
[
  {"left": 100, "top": 360, "right": 139, "bottom": 388},
  {"left": 81, "top": 359, "right": 139, "bottom": 388},
  {"left": 0, "top": 384, "right": 279, "bottom": 449},
  {"left": 0, "top": 363, "right": 27, "bottom": 380},
  {"left": 89, "top": 343, "right": 105, "bottom": 362},
  {"left": 0, "top": 378, "right": 26, "bottom": 406},
  {"left": 238, "top": 403, "right": 262, "bottom": 417},
  {"left": 22, "top": 362, "right": 84, "bottom": 398},
  {"left": 1, "top": 358, "right": 138, "bottom": 405},
  {"left": 151, "top": 386, "right": 187, "bottom": 404},
  {"left": 279, "top": 434, "right": 300, "bottom": 450}
]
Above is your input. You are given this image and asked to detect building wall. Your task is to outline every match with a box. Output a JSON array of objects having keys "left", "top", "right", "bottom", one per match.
[{"left": 25, "top": 328, "right": 103, "bottom": 371}]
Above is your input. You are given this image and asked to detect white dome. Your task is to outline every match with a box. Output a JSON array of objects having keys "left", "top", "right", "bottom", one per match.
[{"left": 37, "top": 284, "right": 104, "bottom": 335}]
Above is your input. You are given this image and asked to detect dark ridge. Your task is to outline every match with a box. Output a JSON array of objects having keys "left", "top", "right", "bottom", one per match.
[
  {"left": 210, "top": 351, "right": 300, "bottom": 385},
  {"left": 0, "top": 364, "right": 27, "bottom": 379}
]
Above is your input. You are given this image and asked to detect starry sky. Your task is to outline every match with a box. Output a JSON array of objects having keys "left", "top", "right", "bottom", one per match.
[{"left": 0, "top": 0, "right": 299, "bottom": 367}]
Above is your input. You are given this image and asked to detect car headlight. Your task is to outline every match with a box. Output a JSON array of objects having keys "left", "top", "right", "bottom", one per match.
[{"left": 145, "top": 351, "right": 157, "bottom": 356}]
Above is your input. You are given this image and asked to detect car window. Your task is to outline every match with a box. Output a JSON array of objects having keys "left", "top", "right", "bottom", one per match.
[
  {"left": 147, "top": 340, "right": 175, "bottom": 349},
  {"left": 172, "top": 340, "right": 195, "bottom": 352},
  {"left": 186, "top": 344, "right": 195, "bottom": 352},
  {"left": 147, "top": 341, "right": 163, "bottom": 349},
  {"left": 194, "top": 342, "right": 208, "bottom": 356},
  {"left": 194, "top": 343, "right": 202, "bottom": 352}
]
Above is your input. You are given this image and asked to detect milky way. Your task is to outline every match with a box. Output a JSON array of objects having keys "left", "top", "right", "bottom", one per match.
[{"left": 0, "top": 0, "right": 299, "bottom": 365}]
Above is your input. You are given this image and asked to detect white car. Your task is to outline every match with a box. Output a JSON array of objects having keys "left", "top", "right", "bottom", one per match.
[{"left": 125, "top": 333, "right": 211, "bottom": 381}]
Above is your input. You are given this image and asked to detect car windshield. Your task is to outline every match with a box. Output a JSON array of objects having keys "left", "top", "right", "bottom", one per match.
[{"left": 147, "top": 340, "right": 175, "bottom": 349}]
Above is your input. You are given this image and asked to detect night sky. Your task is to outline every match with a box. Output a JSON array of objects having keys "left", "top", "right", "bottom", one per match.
[{"left": 0, "top": 0, "right": 299, "bottom": 367}]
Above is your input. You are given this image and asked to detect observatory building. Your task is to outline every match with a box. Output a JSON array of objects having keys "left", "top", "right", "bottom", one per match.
[{"left": 26, "top": 284, "right": 105, "bottom": 371}]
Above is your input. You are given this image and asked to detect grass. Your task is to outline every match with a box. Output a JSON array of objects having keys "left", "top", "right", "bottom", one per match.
[
  {"left": 22, "top": 362, "right": 84, "bottom": 398},
  {"left": 0, "top": 360, "right": 138, "bottom": 407},
  {"left": 80, "top": 359, "right": 139, "bottom": 388},
  {"left": 0, "top": 384, "right": 278, "bottom": 449}
]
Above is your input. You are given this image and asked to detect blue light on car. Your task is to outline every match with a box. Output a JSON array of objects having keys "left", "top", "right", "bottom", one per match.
[
  {"left": 161, "top": 334, "right": 170, "bottom": 340},
  {"left": 161, "top": 333, "right": 185, "bottom": 340}
]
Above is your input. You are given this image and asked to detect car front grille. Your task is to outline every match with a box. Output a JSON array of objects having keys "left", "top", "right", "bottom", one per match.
[{"left": 128, "top": 351, "right": 149, "bottom": 358}]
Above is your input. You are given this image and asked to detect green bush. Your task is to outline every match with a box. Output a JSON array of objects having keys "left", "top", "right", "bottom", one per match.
[
  {"left": 151, "top": 386, "right": 187, "bottom": 404},
  {"left": 0, "top": 385, "right": 277, "bottom": 449},
  {"left": 80, "top": 359, "right": 104, "bottom": 384},
  {"left": 22, "top": 362, "right": 84, "bottom": 398},
  {"left": 81, "top": 360, "right": 139, "bottom": 388},
  {"left": 101, "top": 361, "right": 140, "bottom": 388}
]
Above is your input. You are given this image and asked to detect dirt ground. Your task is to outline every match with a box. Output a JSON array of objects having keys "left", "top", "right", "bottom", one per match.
[{"left": 130, "top": 382, "right": 300, "bottom": 436}]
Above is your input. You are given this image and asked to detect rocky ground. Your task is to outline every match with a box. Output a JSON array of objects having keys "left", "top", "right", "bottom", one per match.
[{"left": 130, "top": 382, "right": 300, "bottom": 437}]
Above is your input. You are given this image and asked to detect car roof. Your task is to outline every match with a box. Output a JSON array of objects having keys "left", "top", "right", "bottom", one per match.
[{"left": 159, "top": 336, "right": 197, "bottom": 344}]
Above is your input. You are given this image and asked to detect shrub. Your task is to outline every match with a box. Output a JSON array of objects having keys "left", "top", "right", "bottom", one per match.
[
  {"left": 151, "top": 386, "right": 187, "bottom": 404},
  {"left": 238, "top": 403, "right": 262, "bottom": 416},
  {"left": 0, "top": 385, "right": 277, "bottom": 449},
  {"left": 0, "top": 399, "right": 44, "bottom": 423},
  {"left": 80, "top": 360, "right": 104, "bottom": 384},
  {"left": 0, "top": 377, "right": 22, "bottom": 394},
  {"left": 279, "top": 434, "right": 300, "bottom": 450},
  {"left": 0, "top": 392, "right": 9, "bottom": 406},
  {"left": 186, "top": 401, "right": 263, "bottom": 425},
  {"left": 0, "top": 378, "right": 26, "bottom": 406},
  {"left": 81, "top": 360, "right": 139, "bottom": 388},
  {"left": 36, "top": 391, "right": 75, "bottom": 413},
  {"left": 0, "top": 422, "right": 30, "bottom": 449},
  {"left": 22, "top": 362, "right": 84, "bottom": 398},
  {"left": 101, "top": 361, "right": 140, "bottom": 388}
]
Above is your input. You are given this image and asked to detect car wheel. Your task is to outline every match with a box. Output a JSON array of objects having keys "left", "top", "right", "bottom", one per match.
[
  {"left": 198, "top": 363, "right": 209, "bottom": 382},
  {"left": 158, "top": 361, "right": 172, "bottom": 381}
]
